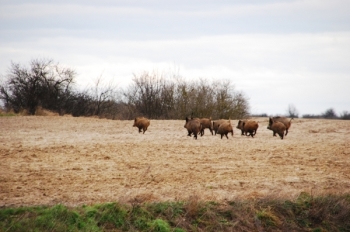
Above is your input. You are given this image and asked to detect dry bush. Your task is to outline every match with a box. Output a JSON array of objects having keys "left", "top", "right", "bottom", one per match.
[{"left": 35, "top": 106, "right": 59, "bottom": 116}]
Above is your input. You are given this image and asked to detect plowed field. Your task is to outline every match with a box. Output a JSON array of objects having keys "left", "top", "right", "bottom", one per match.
[{"left": 1, "top": 116, "right": 349, "bottom": 207}]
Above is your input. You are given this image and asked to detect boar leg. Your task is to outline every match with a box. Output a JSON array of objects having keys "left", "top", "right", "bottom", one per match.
[{"left": 279, "top": 132, "right": 284, "bottom": 139}]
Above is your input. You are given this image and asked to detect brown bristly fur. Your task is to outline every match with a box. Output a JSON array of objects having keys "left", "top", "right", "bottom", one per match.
[{"left": 133, "top": 117, "right": 150, "bottom": 134}]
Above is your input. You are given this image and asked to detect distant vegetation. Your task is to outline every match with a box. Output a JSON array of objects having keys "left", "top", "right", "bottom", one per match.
[
  {"left": 302, "top": 108, "right": 350, "bottom": 120},
  {"left": 0, "top": 59, "right": 249, "bottom": 120},
  {"left": 252, "top": 108, "right": 350, "bottom": 120},
  {"left": 1, "top": 58, "right": 348, "bottom": 120},
  {"left": 1, "top": 193, "right": 349, "bottom": 231}
]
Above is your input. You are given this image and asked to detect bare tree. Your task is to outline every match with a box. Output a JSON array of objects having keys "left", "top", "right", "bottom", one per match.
[
  {"left": 90, "top": 76, "right": 119, "bottom": 117},
  {"left": 213, "top": 80, "right": 250, "bottom": 119},
  {"left": 287, "top": 104, "right": 299, "bottom": 118},
  {"left": 68, "top": 90, "right": 94, "bottom": 117},
  {"left": 124, "top": 73, "right": 251, "bottom": 120},
  {"left": 125, "top": 71, "right": 176, "bottom": 119},
  {"left": 191, "top": 78, "right": 216, "bottom": 118},
  {"left": 322, "top": 108, "right": 337, "bottom": 119},
  {"left": 231, "top": 91, "right": 250, "bottom": 119},
  {"left": 340, "top": 111, "right": 350, "bottom": 120},
  {"left": 173, "top": 78, "right": 196, "bottom": 118},
  {"left": 0, "top": 59, "right": 76, "bottom": 115}
]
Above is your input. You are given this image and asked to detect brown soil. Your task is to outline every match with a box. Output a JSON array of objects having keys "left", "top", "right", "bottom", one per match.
[{"left": 1, "top": 116, "right": 349, "bottom": 207}]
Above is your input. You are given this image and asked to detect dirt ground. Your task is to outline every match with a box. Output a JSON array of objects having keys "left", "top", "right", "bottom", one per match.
[{"left": 1, "top": 116, "right": 350, "bottom": 207}]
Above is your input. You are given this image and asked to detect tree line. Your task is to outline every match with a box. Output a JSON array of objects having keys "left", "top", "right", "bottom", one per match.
[
  {"left": 302, "top": 109, "right": 350, "bottom": 120},
  {"left": 284, "top": 103, "right": 350, "bottom": 119},
  {"left": 0, "top": 59, "right": 250, "bottom": 120},
  {"left": 252, "top": 104, "right": 350, "bottom": 120}
]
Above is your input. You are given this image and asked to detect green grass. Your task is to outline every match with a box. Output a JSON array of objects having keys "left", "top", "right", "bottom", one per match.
[
  {"left": 0, "top": 112, "right": 17, "bottom": 117},
  {"left": 1, "top": 192, "right": 350, "bottom": 231}
]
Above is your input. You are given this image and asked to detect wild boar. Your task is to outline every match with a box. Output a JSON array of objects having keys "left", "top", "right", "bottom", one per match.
[
  {"left": 133, "top": 117, "right": 150, "bottom": 134},
  {"left": 192, "top": 117, "right": 213, "bottom": 136},
  {"left": 212, "top": 119, "right": 230, "bottom": 135},
  {"left": 184, "top": 117, "right": 202, "bottom": 139},
  {"left": 267, "top": 117, "right": 286, "bottom": 139},
  {"left": 236, "top": 119, "right": 247, "bottom": 136},
  {"left": 236, "top": 120, "right": 259, "bottom": 137},
  {"left": 271, "top": 116, "right": 293, "bottom": 136},
  {"left": 217, "top": 120, "right": 234, "bottom": 139}
]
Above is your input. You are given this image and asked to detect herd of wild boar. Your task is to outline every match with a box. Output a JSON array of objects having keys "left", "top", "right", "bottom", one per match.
[{"left": 133, "top": 116, "right": 293, "bottom": 140}]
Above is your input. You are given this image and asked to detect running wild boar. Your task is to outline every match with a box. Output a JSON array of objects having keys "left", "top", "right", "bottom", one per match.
[
  {"left": 217, "top": 119, "right": 234, "bottom": 139},
  {"left": 192, "top": 117, "right": 213, "bottom": 136},
  {"left": 267, "top": 117, "right": 286, "bottom": 139},
  {"left": 271, "top": 116, "right": 293, "bottom": 136},
  {"left": 184, "top": 117, "right": 202, "bottom": 139},
  {"left": 212, "top": 119, "right": 230, "bottom": 135},
  {"left": 236, "top": 120, "right": 259, "bottom": 137},
  {"left": 133, "top": 117, "right": 150, "bottom": 134}
]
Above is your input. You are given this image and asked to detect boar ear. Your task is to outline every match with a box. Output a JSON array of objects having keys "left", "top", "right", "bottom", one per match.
[{"left": 242, "top": 121, "right": 246, "bottom": 127}]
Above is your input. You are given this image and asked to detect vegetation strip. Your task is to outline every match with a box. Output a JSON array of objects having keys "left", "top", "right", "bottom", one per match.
[{"left": 1, "top": 193, "right": 350, "bottom": 231}]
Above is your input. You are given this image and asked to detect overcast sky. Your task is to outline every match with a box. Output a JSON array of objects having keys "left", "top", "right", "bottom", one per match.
[{"left": 1, "top": 0, "right": 349, "bottom": 116}]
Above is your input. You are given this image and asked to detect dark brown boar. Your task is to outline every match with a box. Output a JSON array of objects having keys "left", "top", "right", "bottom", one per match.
[
  {"left": 184, "top": 117, "right": 202, "bottom": 139},
  {"left": 192, "top": 117, "right": 213, "bottom": 136},
  {"left": 236, "top": 119, "right": 247, "bottom": 136},
  {"left": 236, "top": 120, "right": 259, "bottom": 137},
  {"left": 217, "top": 120, "right": 234, "bottom": 139},
  {"left": 267, "top": 117, "right": 286, "bottom": 139},
  {"left": 133, "top": 117, "right": 150, "bottom": 134},
  {"left": 212, "top": 119, "right": 230, "bottom": 135},
  {"left": 272, "top": 116, "right": 293, "bottom": 136}
]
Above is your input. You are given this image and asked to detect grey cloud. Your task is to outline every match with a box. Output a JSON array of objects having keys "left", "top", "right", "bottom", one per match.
[
  {"left": 1, "top": 0, "right": 349, "bottom": 39},
  {"left": 1, "top": 0, "right": 349, "bottom": 115}
]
